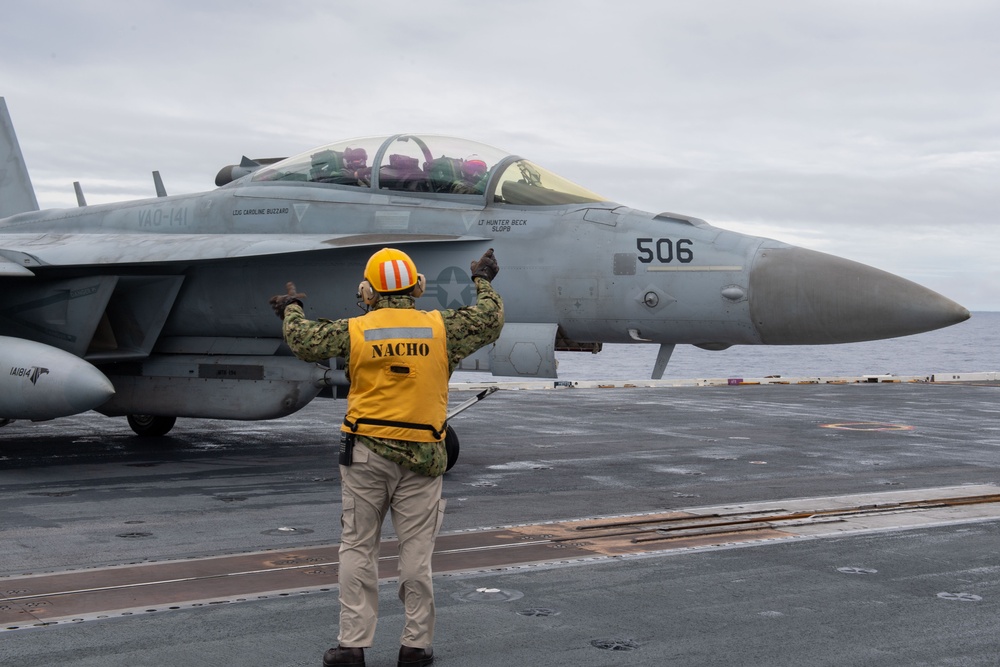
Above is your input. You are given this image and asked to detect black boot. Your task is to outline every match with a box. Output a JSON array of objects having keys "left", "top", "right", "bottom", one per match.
[
  {"left": 323, "top": 645, "right": 365, "bottom": 667},
  {"left": 398, "top": 645, "right": 433, "bottom": 667}
]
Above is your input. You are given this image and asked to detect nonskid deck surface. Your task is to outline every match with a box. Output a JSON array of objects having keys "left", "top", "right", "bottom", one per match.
[
  {"left": 3, "top": 381, "right": 1000, "bottom": 666},
  {"left": 6, "top": 484, "right": 1000, "bottom": 630}
]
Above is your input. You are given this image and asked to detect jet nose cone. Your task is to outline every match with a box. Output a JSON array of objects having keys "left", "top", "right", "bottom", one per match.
[{"left": 749, "top": 246, "right": 970, "bottom": 344}]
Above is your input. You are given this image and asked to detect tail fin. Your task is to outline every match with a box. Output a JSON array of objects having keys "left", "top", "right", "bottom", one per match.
[{"left": 0, "top": 97, "right": 40, "bottom": 218}]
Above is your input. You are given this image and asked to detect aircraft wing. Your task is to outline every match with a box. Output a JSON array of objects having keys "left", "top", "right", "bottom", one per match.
[{"left": 0, "top": 232, "right": 486, "bottom": 274}]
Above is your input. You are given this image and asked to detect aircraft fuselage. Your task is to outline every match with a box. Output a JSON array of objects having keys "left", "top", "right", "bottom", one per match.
[{"left": 0, "top": 122, "right": 969, "bottom": 427}]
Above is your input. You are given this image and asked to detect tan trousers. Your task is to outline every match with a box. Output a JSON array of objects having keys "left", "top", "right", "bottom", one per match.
[{"left": 337, "top": 442, "right": 445, "bottom": 649}]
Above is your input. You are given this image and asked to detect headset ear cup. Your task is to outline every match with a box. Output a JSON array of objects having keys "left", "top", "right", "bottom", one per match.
[
  {"left": 412, "top": 274, "right": 426, "bottom": 299},
  {"left": 358, "top": 280, "right": 377, "bottom": 306}
]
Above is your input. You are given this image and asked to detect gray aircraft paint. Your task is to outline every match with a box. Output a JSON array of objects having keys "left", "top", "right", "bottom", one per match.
[{"left": 0, "top": 98, "right": 968, "bottom": 432}]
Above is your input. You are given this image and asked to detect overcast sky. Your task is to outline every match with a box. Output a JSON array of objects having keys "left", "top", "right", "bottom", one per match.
[{"left": 2, "top": 1, "right": 997, "bottom": 310}]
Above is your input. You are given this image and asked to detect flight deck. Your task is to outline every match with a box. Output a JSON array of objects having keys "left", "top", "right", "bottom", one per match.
[{"left": 2, "top": 379, "right": 1000, "bottom": 666}]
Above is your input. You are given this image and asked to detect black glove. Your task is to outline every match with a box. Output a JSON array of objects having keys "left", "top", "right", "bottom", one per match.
[
  {"left": 470, "top": 248, "right": 499, "bottom": 282},
  {"left": 269, "top": 282, "right": 306, "bottom": 319}
]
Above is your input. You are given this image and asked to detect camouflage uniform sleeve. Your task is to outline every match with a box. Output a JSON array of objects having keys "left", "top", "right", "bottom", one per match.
[
  {"left": 282, "top": 303, "right": 351, "bottom": 363},
  {"left": 442, "top": 277, "right": 505, "bottom": 372}
]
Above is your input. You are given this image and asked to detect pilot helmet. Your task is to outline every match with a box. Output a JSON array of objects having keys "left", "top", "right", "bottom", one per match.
[
  {"left": 462, "top": 158, "right": 487, "bottom": 182},
  {"left": 359, "top": 248, "right": 425, "bottom": 305},
  {"left": 344, "top": 147, "right": 367, "bottom": 170}
]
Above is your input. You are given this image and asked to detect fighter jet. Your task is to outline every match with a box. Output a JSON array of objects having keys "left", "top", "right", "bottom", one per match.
[{"left": 0, "top": 97, "right": 969, "bottom": 445}]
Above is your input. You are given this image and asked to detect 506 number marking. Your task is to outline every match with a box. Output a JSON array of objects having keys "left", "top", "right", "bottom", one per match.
[{"left": 637, "top": 238, "right": 693, "bottom": 264}]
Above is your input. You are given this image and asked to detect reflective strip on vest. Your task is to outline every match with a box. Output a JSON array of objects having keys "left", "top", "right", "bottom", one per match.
[{"left": 364, "top": 327, "right": 434, "bottom": 341}]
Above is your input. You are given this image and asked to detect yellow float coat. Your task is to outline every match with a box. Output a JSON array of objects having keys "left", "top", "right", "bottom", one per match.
[{"left": 342, "top": 308, "right": 449, "bottom": 442}]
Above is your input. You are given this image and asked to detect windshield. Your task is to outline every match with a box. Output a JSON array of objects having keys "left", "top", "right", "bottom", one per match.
[
  {"left": 252, "top": 134, "right": 606, "bottom": 204},
  {"left": 492, "top": 159, "right": 605, "bottom": 205}
]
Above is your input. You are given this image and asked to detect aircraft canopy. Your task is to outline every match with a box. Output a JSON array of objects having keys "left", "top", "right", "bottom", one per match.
[{"left": 252, "top": 134, "right": 606, "bottom": 206}]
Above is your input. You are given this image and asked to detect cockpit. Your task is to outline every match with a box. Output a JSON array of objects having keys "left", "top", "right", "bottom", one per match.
[{"left": 250, "top": 134, "right": 607, "bottom": 206}]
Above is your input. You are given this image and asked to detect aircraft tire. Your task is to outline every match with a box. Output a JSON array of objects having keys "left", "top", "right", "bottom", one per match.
[
  {"left": 445, "top": 425, "right": 460, "bottom": 472},
  {"left": 127, "top": 414, "right": 177, "bottom": 437}
]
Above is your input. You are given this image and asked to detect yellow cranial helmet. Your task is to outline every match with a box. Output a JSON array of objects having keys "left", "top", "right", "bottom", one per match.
[{"left": 364, "top": 247, "right": 419, "bottom": 293}]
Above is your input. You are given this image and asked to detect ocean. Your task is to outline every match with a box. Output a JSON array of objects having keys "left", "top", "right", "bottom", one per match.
[{"left": 464, "top": 312, "right": 999, "bottom": 382}]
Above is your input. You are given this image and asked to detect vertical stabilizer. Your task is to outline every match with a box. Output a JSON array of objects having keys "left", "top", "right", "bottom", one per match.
[{"left": 0, "top": 98, "right": 40, "bottom": 218}]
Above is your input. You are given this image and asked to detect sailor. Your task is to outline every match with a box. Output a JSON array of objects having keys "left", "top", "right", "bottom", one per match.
[{"left": 270, "top": 247, "right": 503, "bottom": 667}]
